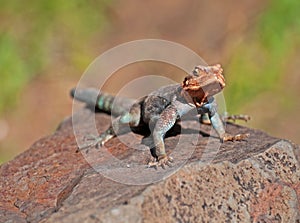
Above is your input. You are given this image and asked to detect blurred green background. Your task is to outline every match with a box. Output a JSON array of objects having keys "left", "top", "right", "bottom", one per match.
[{"left": 0, "top": 0, "right": 299, "bottom": 163}]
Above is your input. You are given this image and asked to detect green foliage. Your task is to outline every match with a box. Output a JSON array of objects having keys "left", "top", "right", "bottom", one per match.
[
  {"left": 0, "top": 0, "right": 111, "bottom": 114},
  {"left": 225, "top": 0, "right": 300, "bottom": 112},
  {"left": 0, "top": 34, "right": 29, "bottom": 112}
]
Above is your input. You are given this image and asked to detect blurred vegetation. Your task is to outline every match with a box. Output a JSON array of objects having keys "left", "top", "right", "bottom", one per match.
[
  {"left": 1, "top": 0, "right": 299, "bottom": 115},
  {"left": 225, "top": 0, "right": 300, "bottom": 112},
  {"left": 1, "top": 0, "right": 299, "bottom": 116},
  {"left": 0, "top": 0, "right": 299, "bottom": 163},
  {"left": 0, "top": 0, "right": 110, "bottom": 114}
]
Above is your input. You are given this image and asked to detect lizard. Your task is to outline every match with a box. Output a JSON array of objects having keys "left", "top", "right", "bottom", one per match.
[{"left": 71, "top": 64, "right": 249, "bottom": 168}]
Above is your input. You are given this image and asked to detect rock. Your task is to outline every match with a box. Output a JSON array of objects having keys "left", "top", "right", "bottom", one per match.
[{"left": 0, "top": 108, "right": 299, "bottom": 222}]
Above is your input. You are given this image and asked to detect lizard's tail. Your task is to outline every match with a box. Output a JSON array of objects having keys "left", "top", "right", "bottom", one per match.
[{"left": 70, "top": 88, "right": 135, "bottom": 116}]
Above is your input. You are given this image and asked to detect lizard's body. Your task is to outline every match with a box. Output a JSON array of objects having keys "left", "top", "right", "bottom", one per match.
[{"left": 71, "top": 64, "right": 249, "bottom": 168}]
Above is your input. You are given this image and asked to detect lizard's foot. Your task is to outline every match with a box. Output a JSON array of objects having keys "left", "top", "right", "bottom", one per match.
[
  {"left": 224, "top": 114, "right": 251, "bottom": 122},
  {"left": 221, "top": 133, "right": 250, "bottom": 142},
  {"left": 77, "top": 134, "right": 114, "bottom": 151},
  {"left": 147, "top": 155, "right": 173, "bottom": 169}
]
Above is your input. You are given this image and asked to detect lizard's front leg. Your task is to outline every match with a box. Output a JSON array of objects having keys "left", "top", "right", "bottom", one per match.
[
  {"left": 210, "top": 113, "right": 249, "bottom": 142},
  {"left": 210, "top": 111, "right": 249, "bottom": 142},
  {"left": 202, "top": 98, "right": 249, "bottom": 142},
  {"left": 148, "top": 104, "right": 178, "bottom": 169}
]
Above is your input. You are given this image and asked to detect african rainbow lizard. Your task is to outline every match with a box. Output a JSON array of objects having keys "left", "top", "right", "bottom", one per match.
[{"left": 71, "top": 64, "right": 249, "bottom": 168}]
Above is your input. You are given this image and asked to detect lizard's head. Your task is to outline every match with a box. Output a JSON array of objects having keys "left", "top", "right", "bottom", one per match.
[{"left": 181, "top": 64, "right": 226, "bottom": 106}]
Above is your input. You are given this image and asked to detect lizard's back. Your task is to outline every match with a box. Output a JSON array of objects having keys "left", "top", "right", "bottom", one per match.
[
  {"left": 142, "top": 83, "right": 182, "bottom": 124},
  {"left": 147, "top": 83, "right": 181, "bottom": 102}
]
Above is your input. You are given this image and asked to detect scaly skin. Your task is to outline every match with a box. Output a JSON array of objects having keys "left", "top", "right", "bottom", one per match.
[{"left": 71, "top": 64, "right": 249, "bottom": 168}]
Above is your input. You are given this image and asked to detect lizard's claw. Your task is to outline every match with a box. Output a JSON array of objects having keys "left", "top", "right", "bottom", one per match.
[
  {"left": 221, "top": 133, "right": 250, "bottom": 142},
  {"left": 147, "top": 155, "right": 174, "bottom": 169}
]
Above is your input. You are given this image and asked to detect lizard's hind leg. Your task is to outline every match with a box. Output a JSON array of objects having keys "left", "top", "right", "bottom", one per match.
[
  {"left": 223, "top": 114, "right": 251, "bottom": 122},
  {"left": 78, "top": 102, "right": 142, "bottom": 150}
]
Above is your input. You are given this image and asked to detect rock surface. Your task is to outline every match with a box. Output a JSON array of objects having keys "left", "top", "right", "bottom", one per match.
[{"left": 0, "top": 108, "right": 299, "bottom": 222}]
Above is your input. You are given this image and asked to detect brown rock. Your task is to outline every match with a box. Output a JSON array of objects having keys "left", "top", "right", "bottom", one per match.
[{"left": 1, "top": 108, "right": 299, "bottom": 222}]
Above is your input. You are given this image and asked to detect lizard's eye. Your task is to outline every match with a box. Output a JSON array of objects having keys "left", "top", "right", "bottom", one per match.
[{"left": 193, "top": 67, "right": 199, "bottom": 76}]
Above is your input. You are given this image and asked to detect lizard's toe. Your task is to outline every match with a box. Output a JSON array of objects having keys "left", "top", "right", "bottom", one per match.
[
  {"left": 221, "top": 133, "right": 250, "bottom": 142},
  {"left": 78, "top": 133, "right": 114, "bottom": 151},
  {"left": 147, "top": 155, "right": 173, "bottom": 169}
]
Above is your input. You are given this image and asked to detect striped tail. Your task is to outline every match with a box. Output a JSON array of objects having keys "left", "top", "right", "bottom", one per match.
[{"left": 70, "top": 88, "right": 135, "bottom": 116}]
